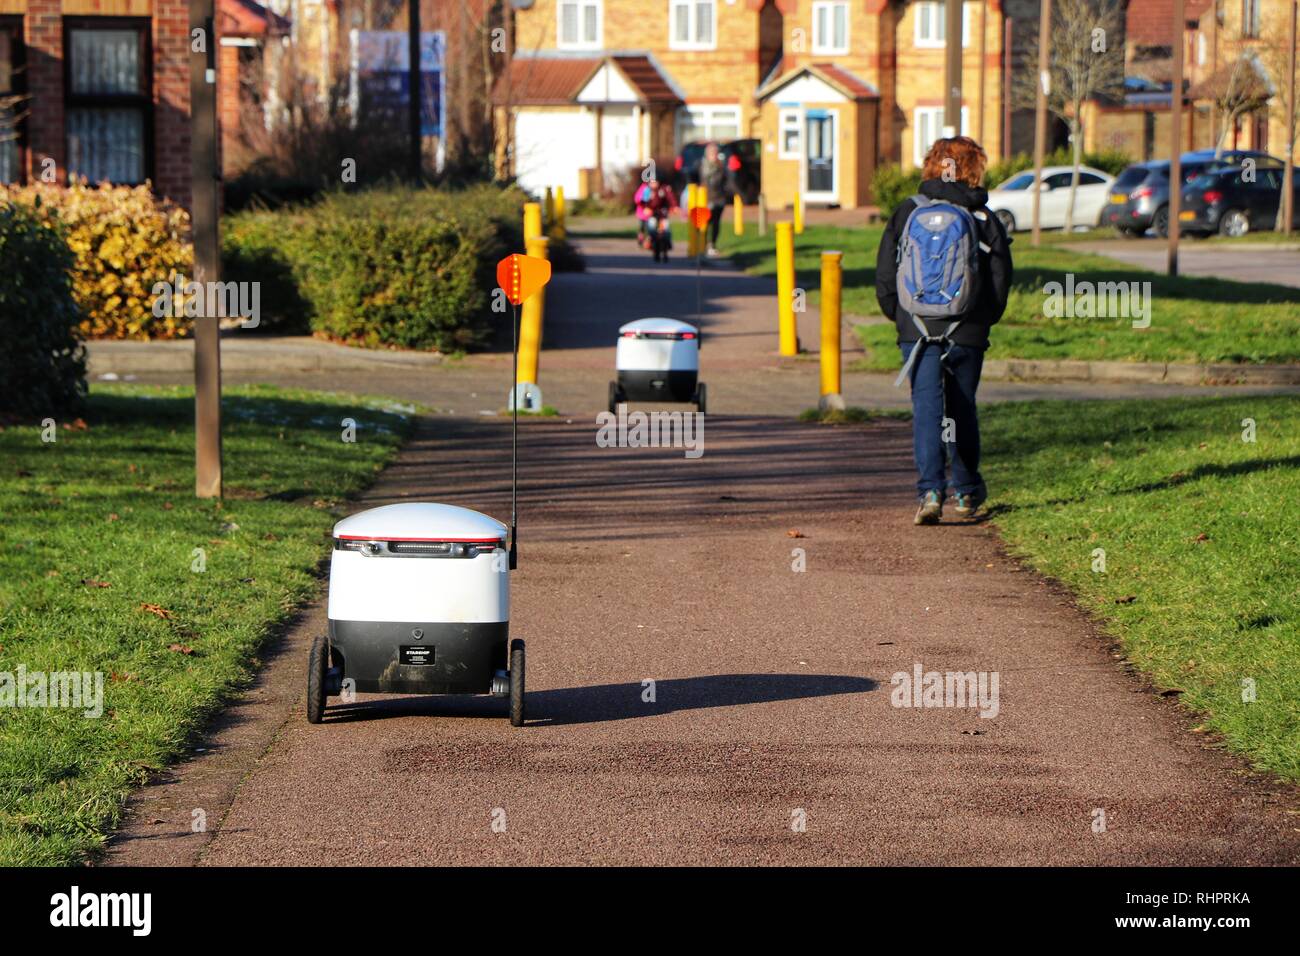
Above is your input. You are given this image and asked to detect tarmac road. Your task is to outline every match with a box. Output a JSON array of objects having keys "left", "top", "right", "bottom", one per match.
[{"left": 107, "top": 413, "right": 1300, "bottom": 866}]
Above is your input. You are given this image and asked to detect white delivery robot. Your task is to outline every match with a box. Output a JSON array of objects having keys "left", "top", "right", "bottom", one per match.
[
  {"left": 308, "top": 502, "right": 524, "bottom": 725},
  {"left": 608, "top": 317, "right": 706, "bottom": 414}
]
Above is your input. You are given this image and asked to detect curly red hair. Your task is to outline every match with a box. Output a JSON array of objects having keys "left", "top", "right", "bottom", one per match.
[{"left": 921, "top": 136, "right": 989, "bottom": 188}]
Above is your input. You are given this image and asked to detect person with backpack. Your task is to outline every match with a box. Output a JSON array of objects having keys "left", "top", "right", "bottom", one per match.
[{"left": 875, "top": 136, "right": 1013, "bottom": 526}]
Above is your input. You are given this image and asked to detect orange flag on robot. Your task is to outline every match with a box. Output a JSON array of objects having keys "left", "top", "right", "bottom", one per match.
[{"left": 497, "top": 253, "right": 552, "bottom": 306}]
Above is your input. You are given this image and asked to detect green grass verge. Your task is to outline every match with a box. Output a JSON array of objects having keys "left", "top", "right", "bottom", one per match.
[
  {"left": 0, "top": 384, "right": 412, "bottom": 865},
  {"left": 711, "top": 224, "right": 1300, "bottom": 370},
  {"left": 980, "top": 394, "right": 1300, "bottom": 780}
]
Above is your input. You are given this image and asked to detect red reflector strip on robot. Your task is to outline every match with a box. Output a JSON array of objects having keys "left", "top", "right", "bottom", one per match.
[{"left": 336, "top": 536, "right": 504, "bottom": 544}]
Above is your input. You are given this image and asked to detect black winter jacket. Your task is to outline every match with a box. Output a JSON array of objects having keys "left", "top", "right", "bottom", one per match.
[{"left": 875, "top": 178, "right": 1014, "bottom": 350}]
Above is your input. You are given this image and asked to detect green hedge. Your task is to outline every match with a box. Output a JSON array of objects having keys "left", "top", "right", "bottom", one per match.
[
  {"left": 0, "top": 201, "right": 86, "bottom": 416},
  {"left": 222, "top": 184, "right": 582, "bottom": 352}
]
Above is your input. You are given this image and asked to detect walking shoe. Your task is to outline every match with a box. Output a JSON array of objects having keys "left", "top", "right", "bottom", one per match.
[
  {"left": 706, "top": 246, "right": 721, "bottom": 257},
  {"left": 913, "top": 490, "right": 943, "bottom": 525},
  {"left": 953, "top": 490, "right": 987, "bottom": 519}
]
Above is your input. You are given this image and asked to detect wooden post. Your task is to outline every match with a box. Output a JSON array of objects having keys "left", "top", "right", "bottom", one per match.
[
  {"left": 1031, "top": 0, "right": 1051, "bottom": 247},
  {"left": 1168, "top": 0, "right": 1185, "bottom": 276},
  {"left": 977, "top": 0, "right": 987, "bottom": 145},
  {"left": 191, "top": 0, "right": 222, "bottom": 499},
  {"left": 944, "top": 0, "right": 964, "bottom": 135},
  {"left": 1003, "top": 17, "right": 1013, "bottom": 160},
  {"left": 408, "top": 0, "right": 422, "bottom": 181},
  {"left": 1284, "top": 1, "right": 1298, "bottom": 237}
]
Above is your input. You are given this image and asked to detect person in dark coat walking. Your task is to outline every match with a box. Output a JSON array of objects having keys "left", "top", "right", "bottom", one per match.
[
  {"left": 875, "top": 136, "right": 1014, "bottom": 525},
  {"left": 693, "top": 142, "right": 730, "bottom": 256}
]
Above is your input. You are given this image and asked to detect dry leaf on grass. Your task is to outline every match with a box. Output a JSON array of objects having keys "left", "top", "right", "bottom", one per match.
[{"left": 139, "top": 603, "right": 173, "bottom": 620}]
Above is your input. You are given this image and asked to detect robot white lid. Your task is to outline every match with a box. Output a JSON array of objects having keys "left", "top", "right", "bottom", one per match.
[
  {"left": 333, "top": 503, "right": 507, "bottom": 542},
  {"left": 619, "top": 317, "right": 699, "bottom": 336}
]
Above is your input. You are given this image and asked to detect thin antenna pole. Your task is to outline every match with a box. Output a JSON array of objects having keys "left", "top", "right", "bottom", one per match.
[
  {"left": 696, "top": 243, "right": 703, "bottom": 326},
  {"left": 510, "top": 300, "right": 518, "bottom": 570}
]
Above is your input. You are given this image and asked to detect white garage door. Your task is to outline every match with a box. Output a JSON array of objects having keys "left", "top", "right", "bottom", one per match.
[{"left": 513, "top": 109, "right": 597, "bottom": 199}]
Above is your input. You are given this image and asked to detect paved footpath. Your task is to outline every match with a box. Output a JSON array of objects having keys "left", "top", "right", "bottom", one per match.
[
  {"left": 105, "top": 235, "right": 1300, "bottom": 866},
  {"left": 106, "top": 235, "right": 1298, "bottom": 414}
]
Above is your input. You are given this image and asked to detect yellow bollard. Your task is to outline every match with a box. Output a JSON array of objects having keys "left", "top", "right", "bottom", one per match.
[
  {"left": 820, "top": 251, "right": 844, "bottom": 400},
  {"left": 524, "top": 202, "right": 543, "bottom": 242},
  {"left": 696, "top": 186, "right": 709, "bottom": 253},
  {"left": 554, "top": 186, "right": 567, "bottom": 239},
  {"left": 517, "top": 236, "right": 549, "bottom": 386},
  {"left": 776, "top": 222, "right": 798, "bottom": 356},
  {"left": 544, "top": 187, "right": 555, "bottom": 231},
  {"left": 794, "top": 190, "right": 804, "bottom": 235},
  {"left": 734, "top": 193, "right": 744, "bottom": 236},
  {"left": 686, "top": 184, "right": 699, "bottom": 257}
]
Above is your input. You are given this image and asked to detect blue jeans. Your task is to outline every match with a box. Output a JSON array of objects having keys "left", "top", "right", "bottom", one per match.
[{"left": 899, "top": 342, "right": 985, "bottom": 499}]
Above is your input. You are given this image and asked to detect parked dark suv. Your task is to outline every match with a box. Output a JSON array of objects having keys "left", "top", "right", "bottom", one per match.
[
  {"left": 1180, "top": 161, "right": 1299, "bottom": 236},
  {"left": 674, "top": 139, "right": 762, "bottom": 204},
  {"left": 1104, "top": 149, "right": 1276, "bottom": 237}
]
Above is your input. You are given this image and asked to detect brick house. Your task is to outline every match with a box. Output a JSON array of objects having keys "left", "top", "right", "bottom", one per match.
[
  {"left": 0, "top": 0, "right": 194, "bottom": 206},
  {"left": 494, "top": 0, "right": 1023, "bottom": 209},
  {"left": 1188, "top": 0, "right": 1299, "bottom": 160}
]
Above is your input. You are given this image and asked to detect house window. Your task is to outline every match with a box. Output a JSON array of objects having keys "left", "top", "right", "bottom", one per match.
[
  {"left": 778, "top": 108, "right": 801, "bottom": 158},
  {"left": 812, "top": 2, "right": 849, "bottom": 55},
  {"left": 1241, "top": 0, "right": 1261, "bottom": 38},
  {"left": 676, "top": 105, "right": 740, "bottom": 148},
  {"left": 65, "top": 20, "right": 151, "bottom": 185},
  {"left": 914, "top": 1, "right": 968, "bottom": 49},
  {"left": 670, "top": 0, "right": 716, "bottom": 50},
  {"left": 1, "top": 18, "right": 24, "bottom": 184},
  {"left": 913, "top": 105, "right": 969, "bottom": 166},
  {"left": 558, "top": 0, "right": 602, "bottom": 49}
]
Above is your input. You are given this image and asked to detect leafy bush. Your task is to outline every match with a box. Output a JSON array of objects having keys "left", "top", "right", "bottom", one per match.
[
  {"left": 0, "top": 181, "right": 191, "bottom": 339},
  {"left": 222, "top": 184, "right": 575, "bottom": 352},
  {"left": 0, "top": 200, "right": 87, "bottom": 416},
  {"left": 871, "top": 165, "right": 923, "bottom": 215},
  {"left": 220, "top": 210, "right": 313, "bottom": 334}
]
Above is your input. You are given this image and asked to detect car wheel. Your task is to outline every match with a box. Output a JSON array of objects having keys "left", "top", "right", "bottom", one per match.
[
  {"left": 1152, "top": 206, "right": 1169, "bottom": 238},
  {"left": 994, "top": 210, "right": 1016, "bottom": 233},
  {"left": 1219, "top": 209, "right": 1250, "bottom": 238}
]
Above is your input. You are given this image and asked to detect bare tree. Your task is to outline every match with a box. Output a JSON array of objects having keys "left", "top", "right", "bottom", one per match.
[
  {"left": 1197, "top": 54, "right": 1272, "bottom": 157},
  {"left": 1014, "top": 0, "right": 1125, "bottom": 231}
]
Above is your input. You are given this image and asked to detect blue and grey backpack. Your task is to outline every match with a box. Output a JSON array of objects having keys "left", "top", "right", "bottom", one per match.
[{"left": 893, "top": 193, "right": 985, "bottom": 386}]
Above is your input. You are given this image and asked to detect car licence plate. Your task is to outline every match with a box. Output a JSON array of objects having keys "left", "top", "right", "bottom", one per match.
[
  {"left": 1179, "top": 210, "right": 1196, "bottom": 221},
  {"left": 1110, "top": 195, "right": 1127, "bottom": 204}
]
